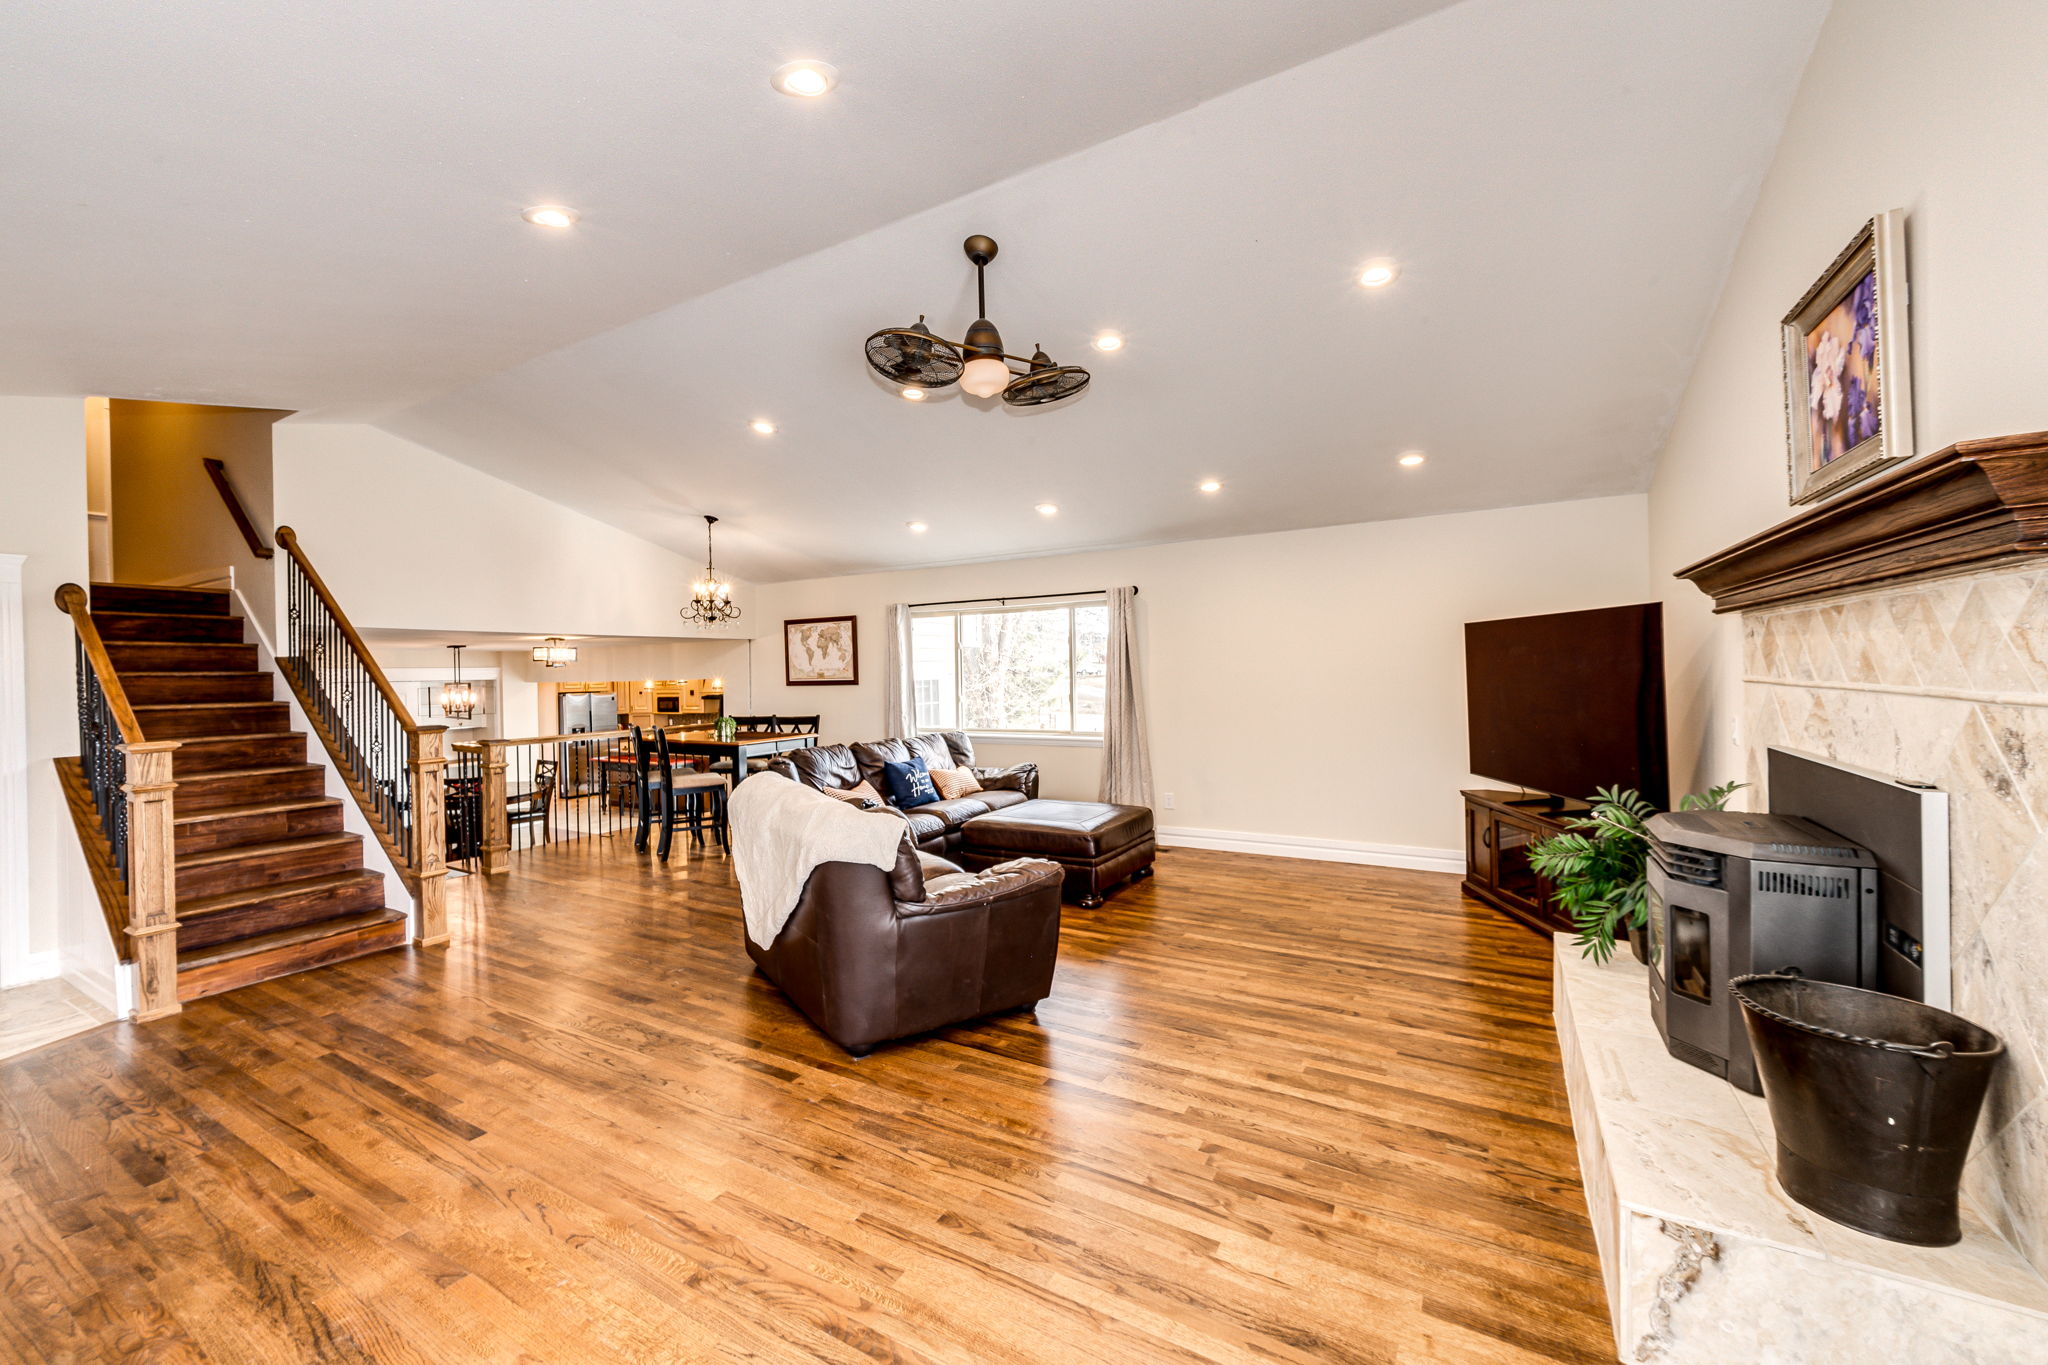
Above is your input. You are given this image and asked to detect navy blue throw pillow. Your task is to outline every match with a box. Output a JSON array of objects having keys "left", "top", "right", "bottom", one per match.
[{"left": 881, "top": 756, "right": 938, "bottom": 808}]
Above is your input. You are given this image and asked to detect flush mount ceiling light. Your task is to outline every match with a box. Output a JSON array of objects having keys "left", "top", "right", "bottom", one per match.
[
  {"left": 749, "top": 419, "right": 777, "bottom": 435},
  {"left": 771, "top": 60, "right": 837, "bottom": 97},
  {"left": 866, "top": 236, "right": 1091, "bottom": 408},
  {"left": 1035, "top": 503, "right": 1059, "bottom": 516},
  {"left": 1091, "top": 332, "right": 1124, "bottom": 352},
  {"left": 680, "top": 515, "right": 740, "bottom": 626},
  {"left": 906, "top": 521, "right": 929, "bottom": 533},
  {"left": 1358, "top": 258, "right": 1399, "bottom": 289},
  {"left": 1198, "top": 479, "right": 1223, "bottom": 493},
  {"left": 440, "top": 645, "right": 478, "bottom": 719},
  {"left": 531, "top": 637, "right": 577, "bottom": 667},
  {"left": 522, "top": 205, "right": 579, "bottom": 228},
  {"left": 1398, "top": 450, "right": 1427, "bottom": 467}
]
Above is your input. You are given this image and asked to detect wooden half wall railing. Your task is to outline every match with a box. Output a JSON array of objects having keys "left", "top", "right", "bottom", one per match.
[
  {"left": 450, "top": 730, "right": 638, "bottom": 874},
  {"left": 273, "top": 526, "right": 448, "bottom": 947},
  {"left": 54, "top": 584, "right": 183, "bottom": 1020}
]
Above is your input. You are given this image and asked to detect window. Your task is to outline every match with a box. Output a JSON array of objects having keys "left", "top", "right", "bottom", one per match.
[{"left": 911, "top": 599, "right": 1108, "bottom": 738}]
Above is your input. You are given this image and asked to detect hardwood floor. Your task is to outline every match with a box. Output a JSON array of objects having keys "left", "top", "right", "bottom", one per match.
[{"left": 0, "top": 841, "right": 1613, "bottom": 1364}]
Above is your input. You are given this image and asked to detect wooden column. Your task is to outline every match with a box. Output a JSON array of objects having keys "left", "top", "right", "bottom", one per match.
[
  {"left": 480, "top": 740, "right": 511, "bottom": 876},
  {"left": 122, "top": 741, "right": 182, "bottom": 1021},
  {"left": 409, "top": 726, "right": 450, "bottom": 946}
]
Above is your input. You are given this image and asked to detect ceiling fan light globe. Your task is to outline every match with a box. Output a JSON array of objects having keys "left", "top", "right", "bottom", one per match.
[{"left": 960, "top": 356, "right": 1011, "bottom": 399}]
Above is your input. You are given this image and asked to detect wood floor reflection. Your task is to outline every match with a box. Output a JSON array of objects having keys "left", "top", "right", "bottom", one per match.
[{"left": 0, "top": 838, "right": 1612, "bottom": 1363}]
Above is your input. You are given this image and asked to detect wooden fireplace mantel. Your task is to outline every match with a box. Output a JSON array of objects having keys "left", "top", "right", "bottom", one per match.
[{"left": 1677, "top": 432, "right": 2048, "bottom": 613}]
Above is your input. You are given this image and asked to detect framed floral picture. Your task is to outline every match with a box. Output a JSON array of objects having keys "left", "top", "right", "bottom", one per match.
[
  {"left": 1783, "top": 210, "right": 1913, "bottom": 504},
  {"left": 784, "top": 615, "right": 858, "bottom": 686}
]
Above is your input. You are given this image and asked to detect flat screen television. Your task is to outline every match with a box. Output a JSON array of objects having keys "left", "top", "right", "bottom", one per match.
[{"left": 1464, "top": 602, "right": 1668, "bottom": 808}]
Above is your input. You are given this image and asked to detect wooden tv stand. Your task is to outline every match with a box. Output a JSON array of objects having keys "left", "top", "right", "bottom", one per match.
[{"left": 1460, "top": 789, "right": 1590, "bottom": 938}]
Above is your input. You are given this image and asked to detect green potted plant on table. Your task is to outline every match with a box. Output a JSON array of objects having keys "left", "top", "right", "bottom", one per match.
[{"left": 1530, "top": 782, "right": 1743, "bottom": 963}]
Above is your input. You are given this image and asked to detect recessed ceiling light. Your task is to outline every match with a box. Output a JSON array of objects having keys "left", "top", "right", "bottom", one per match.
[
  {"left": 1398, "top": 450, "right": 1427, "bottom": 467},
  {"left": 522, "top": 205, "right": 579, "bottom": 229},
  {"left": 1198, "top": 479, "right": 1222, "bottom": 493},
  {"left": 900, "top": 386, "right": 926, "bottom": 401},
  {"left": 771, "top": 60, "right": 838, "bottom": 98},
  {"left": 1358, "top": 258, "right": 1399, "bottom": 289},
  {"left": 749, "top": 419, "right": 777, "bottom": 435},
  {"left": 1035, "top": 503, "right": 1059, "bottom": 516},
  {"left": 906, "top": 521, "right": 929, "bottom": 533},
  {"left": 1091, "top": 332, "right": 1124, "bottom": 352}
]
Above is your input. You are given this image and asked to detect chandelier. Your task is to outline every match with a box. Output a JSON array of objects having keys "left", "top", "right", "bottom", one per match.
[
  {"left": 681, "top": 514, "right": 740, "bottom": 626},
  {"left": 865, "top": 235, "right": 1091, "bottom": 407},
  {"left": 439, "top": 645, "right": 477, "bottom": 720},
  {"left": 531, "top": 637, "right": 576, "bottom": 667}
]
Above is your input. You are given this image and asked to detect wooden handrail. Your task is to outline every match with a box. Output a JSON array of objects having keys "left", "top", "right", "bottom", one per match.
[
  {"left": 481, "top": 728, "right": 634, "bottom": 747},
  {"left": 202, "top": 458, "right": 274, "bottom": 559},
  {"left": 54, "top": 582, "right": 183, "bottom": 1021},
  {"left": 54, "top": 584, "right": 148, "bottom": 742},
  {"left": 273, "top": 526, "right": 418, "bottom": 732}
]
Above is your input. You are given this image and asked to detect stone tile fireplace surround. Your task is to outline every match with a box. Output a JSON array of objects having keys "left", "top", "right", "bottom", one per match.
[{"left": 1681, "top": 431, "right": 2048, "bottom": 1274}]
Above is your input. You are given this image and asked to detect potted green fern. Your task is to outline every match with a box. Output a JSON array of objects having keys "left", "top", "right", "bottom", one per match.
[{"left": 1529, "top": 782, "right": 1743, "bottom": 963}]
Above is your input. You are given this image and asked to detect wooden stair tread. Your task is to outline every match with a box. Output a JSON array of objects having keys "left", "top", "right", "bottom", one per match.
[
  {"left": 175, "top": 831, "right": 359, "bottom": 870},
  {"left": 135, "top": 701, "right": 279, "bottom": 712},
  {"left": 160, "top": 731, "right": 306, "bottom": 746},
  {"left": 176, "top": 869, "right": 385, "bottom": 919},
  {"left": 121, "top": 670, "right": 260, "bottom": 677},
  {"left": 181, "top": 763, "right": 324, "bottom": 780},
  {"left": 176, "top": 909, "right": 406, "bottom": 971},
  {"left": 173, "top": 797, "right": 341, "bottom": 825}
]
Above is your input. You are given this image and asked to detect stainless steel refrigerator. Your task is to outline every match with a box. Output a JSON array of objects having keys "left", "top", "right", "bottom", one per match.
[
  {"left": 556, "top": 692, "right": 619, "bottom": 797},
  {"left": 557, "top": 692, "right": 618, "bottom": 734}
]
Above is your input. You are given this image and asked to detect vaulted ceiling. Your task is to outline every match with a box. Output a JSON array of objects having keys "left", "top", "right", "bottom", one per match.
[{"left": 3, "top": 0, "right": 1829, "bottom": 581}]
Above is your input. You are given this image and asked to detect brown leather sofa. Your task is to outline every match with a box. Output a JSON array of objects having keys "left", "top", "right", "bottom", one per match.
[
  {"left": 766, "top": 731, "right": 1039, "bottom": 857},
  {"left": 744, "top": 823, "right": 1063, "bottom": 1055}
]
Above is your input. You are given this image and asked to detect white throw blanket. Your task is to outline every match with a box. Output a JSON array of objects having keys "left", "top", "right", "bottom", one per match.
[{"left": 730, "top": 772, "right": 909, "bottom": 950}]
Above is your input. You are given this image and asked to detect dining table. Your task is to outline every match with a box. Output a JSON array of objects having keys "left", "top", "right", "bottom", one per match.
[
  {"left": 592, "top": 728, "right": 819, "bottom": 807},
  {"left": 662, "top": 727, "right": 818, "bottom": 780}
]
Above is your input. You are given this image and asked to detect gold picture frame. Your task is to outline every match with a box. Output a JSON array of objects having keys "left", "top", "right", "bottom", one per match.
[{"left": 1783, "top": 210, "right": 1914, "bottom": 504}]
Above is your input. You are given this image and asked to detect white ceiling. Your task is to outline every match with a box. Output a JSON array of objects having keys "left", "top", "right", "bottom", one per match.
[
  {"left": 0, "top": 0, "right": 1453, "bottom": 417},
  {"left": 4, "top": 0, "right": 1829, "bottom": 583}
]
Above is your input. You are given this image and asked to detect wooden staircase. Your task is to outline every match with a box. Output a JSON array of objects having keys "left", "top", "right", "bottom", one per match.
[{"left": 87, "top": 582, "right": 408, "bottom": 1002}]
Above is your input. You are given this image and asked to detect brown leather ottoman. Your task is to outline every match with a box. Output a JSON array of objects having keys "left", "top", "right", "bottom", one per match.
[{"left": 959, "top": 799, "right": 1156, "bottom": 908}]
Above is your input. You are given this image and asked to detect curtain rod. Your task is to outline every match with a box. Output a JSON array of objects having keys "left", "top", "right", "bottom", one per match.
[{"left": 907, "top": 587, "right": 1134, "bottom": 610}]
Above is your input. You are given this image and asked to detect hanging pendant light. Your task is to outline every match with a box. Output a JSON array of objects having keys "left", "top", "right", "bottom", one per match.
[
  {"left": 531, "top": 637, "right": 577, "bottom": 667},
  {"left": 439, "top": 645, "right": 478, "bottom": 720},
  {"left": 863, "top": 235, "right": 1091, "bottom": 407},
  {"left": 680, "top": 514, "right": 741, "bottom": 626}
]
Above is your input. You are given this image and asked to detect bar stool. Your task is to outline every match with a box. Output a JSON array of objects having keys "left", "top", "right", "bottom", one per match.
[{"left": 654, "top": 727, "right": 729, "bottom": 859}]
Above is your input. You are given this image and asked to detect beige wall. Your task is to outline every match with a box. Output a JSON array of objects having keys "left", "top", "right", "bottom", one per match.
[
  {"left": 1648, "top": 0, "right": 2048, "bottom": 797},
  {"left": 108, "top": 400, "right": 288, "bottom": 637},
  {"left": 752, "top": 494, "right": 1651, "bottom": 863},
  {"left": 273, "top": 423, "right": 747, "bottom": 642},
  {"left": 0, "top": 398, "right": 116, "bottom": 1001},
  {"left": 1644, "top": 0, "right": 2048, "bottom": 1270}
]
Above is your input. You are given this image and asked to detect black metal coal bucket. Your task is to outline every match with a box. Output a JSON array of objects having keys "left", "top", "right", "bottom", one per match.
[{"left": 1731, "top": 973, "right": 2003, "bottom": 1246}]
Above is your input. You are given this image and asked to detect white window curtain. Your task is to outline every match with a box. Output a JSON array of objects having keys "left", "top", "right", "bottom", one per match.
[
  {"left": 883, "top": 603, "right": 914, "bottom": 739},
  {"left": 1097, "top": 585, "right": 1152, "bottom": 807}
]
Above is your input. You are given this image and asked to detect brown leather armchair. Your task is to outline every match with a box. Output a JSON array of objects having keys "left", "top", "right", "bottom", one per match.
[{"left": 745, "top": 829, "right": 1064, "bottom": 1056}]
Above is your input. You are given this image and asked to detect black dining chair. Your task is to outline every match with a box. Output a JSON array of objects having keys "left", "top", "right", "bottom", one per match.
[
  {"left": 653, "top": 727, "right": 729, "bottom": 858},
  {"left": 776, "top": 715, "right": 820, "bottom": 735},
  {"left": 505, "top": 759, "right": 558, "bottom": 846},
  {"left": 708, "top": 715, "right": 777, "bottom": 779}
]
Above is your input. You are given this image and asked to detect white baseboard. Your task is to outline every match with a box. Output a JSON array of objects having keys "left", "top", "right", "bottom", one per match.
[
  {"left": 1155, "top": 824, "right": 1463, "bottom": 874},
  {"left": 1, "top": 950, "right": 60, "bottom": 989}
]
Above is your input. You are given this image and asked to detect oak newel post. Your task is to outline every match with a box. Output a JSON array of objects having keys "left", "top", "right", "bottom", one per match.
[
  {"left": 123, "top": 740, "right": 182, "bottom": 1021},
  {"left": 409, "top": 726, "right": 450, "bottom": 946},
  {"left": 480, "top": 740, "right": 511, "bottom": 876}
]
